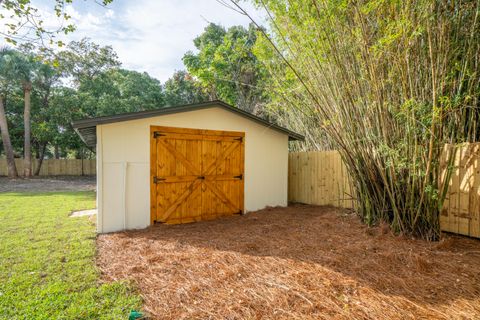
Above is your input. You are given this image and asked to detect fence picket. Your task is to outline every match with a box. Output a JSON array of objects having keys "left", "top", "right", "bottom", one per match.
[
  {"left": 289, "top": 150, "right": 354, "bottom": 209},
  {"left": 291, "top": 145, "right": 480, "bottom": 238},
  {"left": 0, "top": 159, "right": 96, "bottom": 176}
]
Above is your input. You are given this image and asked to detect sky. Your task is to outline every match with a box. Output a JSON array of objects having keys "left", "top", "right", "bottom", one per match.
[{"left": 2, "top": 0, "right": 266, "bottom": 82}]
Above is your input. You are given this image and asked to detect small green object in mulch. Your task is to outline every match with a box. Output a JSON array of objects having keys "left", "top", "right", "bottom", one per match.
[{"left": 129, "top": 310, "right": 144, "bottom": 320}]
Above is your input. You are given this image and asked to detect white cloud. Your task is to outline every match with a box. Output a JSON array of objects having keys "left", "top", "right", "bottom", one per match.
[
  {"left": 0, "top": 1, "right": 116, "bottom": 46},
  {"left": 69, "top": 0, "right": 265, "bottom": 82},
  {"left": 114, "top": 0, "right": 265, "bottom": 81},
  {"left": 105, "top": 9, "right": 115, "bottom": 19},
  {"left": 61, "top": 5, "right": 113, "bottom": 36},
  {"left": 0, "top": 0, "right": 265, "bottom": 82}
]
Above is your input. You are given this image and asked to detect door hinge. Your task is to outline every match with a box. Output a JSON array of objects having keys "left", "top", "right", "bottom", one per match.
[
  {"left": 234, "top": 174, "right": 243, "bottom": 180},
  {"left": 234, "top": 137, "right": 243, "bottom": 142},
  {"left": 153, "top": 176, "right": 166, "bottom": 183},
  {"left": 153, "top": 131, "right": 165, "bottom": 138}
]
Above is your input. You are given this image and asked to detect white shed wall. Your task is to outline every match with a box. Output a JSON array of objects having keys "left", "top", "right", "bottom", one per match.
[{"left": 96, "top": 106, "right": 289, "bottom": 233}]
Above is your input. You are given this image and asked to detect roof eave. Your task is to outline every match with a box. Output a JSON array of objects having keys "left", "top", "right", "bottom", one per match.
[{"left": 72, "top": 100, "right": 305, "bottom": 146}]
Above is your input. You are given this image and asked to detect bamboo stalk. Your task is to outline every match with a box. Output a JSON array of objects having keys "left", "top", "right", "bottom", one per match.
[{"left": 238, "top": 0, "right": 480, "bottom": 239}]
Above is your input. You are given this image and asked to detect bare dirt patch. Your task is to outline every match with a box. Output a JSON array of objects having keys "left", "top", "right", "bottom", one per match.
[
  {"left": 0, "top": 176, "right": 95, "bottom": 193},
  {"left": 97, "top": 205, "right": 480, "bottom": 320}
]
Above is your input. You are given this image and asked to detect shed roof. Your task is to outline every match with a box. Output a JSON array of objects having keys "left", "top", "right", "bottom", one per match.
[{"left": 72, "top": 100, "right": 304, "bottom": 147}]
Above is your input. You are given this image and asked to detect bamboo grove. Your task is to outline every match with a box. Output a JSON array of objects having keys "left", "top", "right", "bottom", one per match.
[{"left": 236, "top": 0, "right": 480, "bottom": 239}]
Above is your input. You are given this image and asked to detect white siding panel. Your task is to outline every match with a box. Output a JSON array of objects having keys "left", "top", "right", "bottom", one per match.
[
  {"left": 125, "top": 162, "right": 150, "bottom": 229},
  {"left": 102, "top": 162, "right": 125, "bottom": 233}
]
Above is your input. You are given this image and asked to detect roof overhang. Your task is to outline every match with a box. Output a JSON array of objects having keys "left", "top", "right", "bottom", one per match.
[{"left": 72, "top": 100, "right": 304, "bottom": 148}]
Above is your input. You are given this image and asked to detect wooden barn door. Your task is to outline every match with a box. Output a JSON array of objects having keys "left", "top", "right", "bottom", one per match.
[{"left": 150, "top": 126, "right": 244, "bottom": 224}]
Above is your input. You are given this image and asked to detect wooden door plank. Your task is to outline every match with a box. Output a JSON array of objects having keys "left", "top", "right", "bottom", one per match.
[
  {"left": 203, "top": 180, "right": 239, "bottom": 213},
  {"left": 162, "top": 137, "right": 178, "bottom": 221},
  {"left": 157, "top": 139, "right": 200, "bottom": 175},
  {"left": 175, "top": 139, "right": 188, "bottom": 221},
  {"left": 204, "top": 141, "right": 241, "bottom": 175},
  {"left": 215, "top": 141, "right": 226, "bottom": 214},
  {"left": 156, "top": 132, "right": 243, "bottom": 142},
  {"left": 188, "top": 139, "right": 203, "bottom": 220},
  {"left": 159, "top": 180, "right": 202, "bottom": 222},
  {"left": 150, "top": 128, "right": 157, "bottom": 224},
  {"left": 202, "top": 139, "right": 216, "bottom": 217},
  {"left": 239, "top": 137, "right": 245, "bottom": 213},
  {"left": 155, "top": 136, "right": 167, "bottom": 221},
  {"left": 151, "top": 125, "right": 244, "bottom": 137},
  {"left": 228, "top": 138, "right": 241, "bottom": 212},
  {"left": 225, "top": 140, "right": 236, "bottom": 213}
]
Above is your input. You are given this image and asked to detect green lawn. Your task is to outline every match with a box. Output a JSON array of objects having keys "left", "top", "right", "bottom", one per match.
[{"left": 0, "top": 191, "right": 141, "bottom": 319}]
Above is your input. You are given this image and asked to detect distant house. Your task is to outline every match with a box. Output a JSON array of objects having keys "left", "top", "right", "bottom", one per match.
[{"left": 73, "top": 100, "right": 303, "bottom": 233}]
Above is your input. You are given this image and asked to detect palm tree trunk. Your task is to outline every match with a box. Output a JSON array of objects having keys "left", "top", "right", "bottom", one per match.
[
  {"left": 23, "top": 83, "right": 32, "bottom": 177},
  {"left": 0, "top": 95, "right": 18, "bottom": 178},
  {"left": 33, "top": 142, "right": 47, "bottom": 176}
]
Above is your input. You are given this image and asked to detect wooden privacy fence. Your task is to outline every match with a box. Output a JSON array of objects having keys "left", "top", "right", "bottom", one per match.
[
  {"left": 289, "top": 151, "right": 353, "bottom": 209},
  {"left": 289, "top": 146, "right": 480, "bottom": 238},
  {"left": 440, "top": 143, "right": 480, "bottom": 238},
  {"left": 0, "top": 159, "right": 96, "bottom": 176}
]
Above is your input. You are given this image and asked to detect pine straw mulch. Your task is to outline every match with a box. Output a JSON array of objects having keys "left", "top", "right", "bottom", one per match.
[{"left": 96, "top": 205, "right": 480, "bottom": 320}]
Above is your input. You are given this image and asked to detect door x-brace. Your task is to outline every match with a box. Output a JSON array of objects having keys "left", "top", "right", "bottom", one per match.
[{"left": 155, "top": 138, "right": 243, "bottom": 222}]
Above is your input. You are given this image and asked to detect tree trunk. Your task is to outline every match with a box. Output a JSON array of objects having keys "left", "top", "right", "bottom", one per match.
[
  {"left": 34, "top": 141, "right": 39, "bottom": 159},
  {"left": 81, "top": 147, "right": 84, "bottom": 176},
  {"left": 23, "top": 83, "right": 32, "bottom": 177},
  {"left": 34, "top": 142, "right": 47, "bottom": 176},
  {"left": 54, "top": 145, "right": 60, "bottom": 159},
  {"left": 0, "top": 95, "right": 18, "bottom": 178}
]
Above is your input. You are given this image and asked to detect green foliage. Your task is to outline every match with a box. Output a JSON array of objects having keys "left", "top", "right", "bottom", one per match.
[
  {"left": 39, "top": 87, "right": 85, "bottom": 156},
  {"left": 0, "top": 39, "right": 169, "bottom": 160},
  {"left": 183, "top": 23, "right": 268, "bottom": 113},
  {"left": 0, "top": 48, "right": 19, "bottom": 94},
  {"left": 163, "top": 70, "right": 208, "bottom": 106},
  {"left": 0, "top": 0, "right": 113, "bottom": 49},
  {"left": 0, "top": 36, "right": 220, "bottom": 163},
  {"left": 250, "top": 0, "right": 480, "bottom": 239},
  {"left": 0, "top": 191, "right": 141, "bottom": 319},
  {"left": 77, "top": 68, "right": 165, "bottom": 117},
  {"left": 57, "top": 39, "right": 121, "bottom": 84}
]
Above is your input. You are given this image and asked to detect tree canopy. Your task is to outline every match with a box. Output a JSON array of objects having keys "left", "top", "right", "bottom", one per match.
[
  {"left": 0, "top": 38, "right": 209, "bottom": 173},
  {"left": 183, "top": 23, "right": 268, "bottom": 114},
  {"left": 163, "top": 70, "right": 207, "bottom": 106},
  {"left": 0, "top": 3, "right": 279, "bottom": 178}
]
